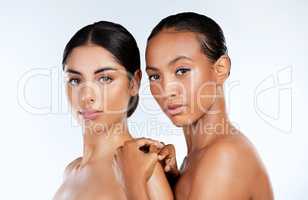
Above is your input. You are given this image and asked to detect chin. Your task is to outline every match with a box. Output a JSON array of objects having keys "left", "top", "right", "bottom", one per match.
[
  {"left": 171, "top": 110, "right": 205, "bottom": 127},
  {"left": 169, "top": 114, "right": 194, "bottom": 127}
]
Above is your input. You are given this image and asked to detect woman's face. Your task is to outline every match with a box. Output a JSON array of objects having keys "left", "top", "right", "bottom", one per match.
[
  {"left": 146, "top": 30, "right": 219, "bottom": 127},
  {"left": 64, "top": 45, "right": 136, "bottom": 129}
]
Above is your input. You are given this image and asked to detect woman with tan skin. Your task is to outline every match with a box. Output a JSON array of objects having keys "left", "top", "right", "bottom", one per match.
[
  {"left": 53, "top": 21, "right": 174, "bottom": 200},
  {"left": 114, "top": 12, "right": 274, "bottom": 199}
]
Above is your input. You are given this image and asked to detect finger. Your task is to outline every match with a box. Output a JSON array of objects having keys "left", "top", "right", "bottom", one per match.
[
  {"left": 158, "top": 144, "right": 174, "bottom": 160},
  {"left": 159, "top": 144, "right": 175, "bottom": 154},
  {"left": 149, "top": 144, "right": 160, "bottom": 153},
  {"left": 158, "top": 153, "right": 168, "bottom": 161},
  {"left": 164, "top": 144, "right": 175, "bottom": 153},
  {"left": 164, "top": 158, "right": 177, "bottom": 171},
  {"left": 164, "top": 165, "right": 170, "bottom": 172},
  {"left": 165, "top": 158, "right": 175, "bottom": 168},
  {"left": 135, "top": 138, "right": 164, "bottom": 148},
  {"left": 139, "top": 144, "right": 160, "bottom": 154},
  {"left": 139, "top": 138, "right": 164, "bottom": 147}
]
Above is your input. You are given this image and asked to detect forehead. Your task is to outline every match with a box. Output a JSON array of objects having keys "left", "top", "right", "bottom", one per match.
[
  {"left": 64, "top": 45, "right": 125, "bottom": 72},
  {"left": 146, "top": 30, "right": 203, "bottom": 66}
]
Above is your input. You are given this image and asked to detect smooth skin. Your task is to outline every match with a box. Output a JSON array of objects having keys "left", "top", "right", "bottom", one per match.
[
  {"left": 53, "top": 45, "right": 173, "bottom": 200},
  {"left": 114, "top": 29, "right": 274, "bottom": 199}
]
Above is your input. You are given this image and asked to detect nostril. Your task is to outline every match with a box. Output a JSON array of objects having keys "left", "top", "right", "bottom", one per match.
[
  {"left": 88, "top": 97, "right": 95, "bottom": 104},
  {"left": 80, "top": 94, "right": 96, "bottom": 107}
]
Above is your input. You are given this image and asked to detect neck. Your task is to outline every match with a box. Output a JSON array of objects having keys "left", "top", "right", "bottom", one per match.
[
  {"left": 81, "top": 118, "right": 132, "bottom": 166},
  {"left": 183, "top": 88, "right": 237, "bottom": 156}
]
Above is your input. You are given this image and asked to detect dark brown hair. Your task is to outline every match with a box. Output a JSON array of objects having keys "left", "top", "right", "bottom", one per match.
[{"left": 62, "top": 21, "right": 140, "bottom": 117}]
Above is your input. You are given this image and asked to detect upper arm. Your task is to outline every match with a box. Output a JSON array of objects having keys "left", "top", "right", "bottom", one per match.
[
  {"left": 147, "top": 162, "right": 174, "bottom": 200},
  {"left": 188, "top": 144, "right": 251, "bottom": 200}
]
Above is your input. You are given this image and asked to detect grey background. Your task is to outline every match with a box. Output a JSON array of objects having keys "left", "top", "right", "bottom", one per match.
[{"left": 0, "top": 0, "right": 307, "bottom": 199}]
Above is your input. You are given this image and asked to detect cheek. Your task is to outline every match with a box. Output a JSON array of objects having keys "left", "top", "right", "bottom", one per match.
[
  {"left": 150, "top": 82, "right": 165, "bottom": 107},
  {"left": 102, "top": 80, "right": 130, "bottom": 113},
  {"left": 66, "top": 86, "right": 77, "bottom": 108},
  {"left": 185, "top": 71, "right": 216, "bottom": 113},
  {"left": 192, "top": 77, "right": 216, "bottom": 113},
  {"left": 65, "top": 86, "right": 84, "bottom": 123}
]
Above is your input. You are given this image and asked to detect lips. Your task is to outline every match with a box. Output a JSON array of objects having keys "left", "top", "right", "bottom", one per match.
[
  {"left": 165, "top": 104, "right": 186, "bottom": 116},
  {"left": 79, "top": 109, "right": 103, "bottom": 120}
]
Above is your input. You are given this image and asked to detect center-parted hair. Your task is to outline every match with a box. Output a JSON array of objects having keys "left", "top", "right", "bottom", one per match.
[
  {"left": 148, "top": 12, "right": 228, "bottom": 62},
  {"left": 62, "top": 21, "right": 140, "bottom": 117}
]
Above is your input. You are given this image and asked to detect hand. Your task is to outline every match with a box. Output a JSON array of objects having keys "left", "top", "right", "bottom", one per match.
[
  {"left": 113, "top": 138, "right": 164, "bottom": 188},
  {"left": 157, "top": 144, "right": 180, "bottom": 177},
  {"left": 136, "top": 139, "right": 179, "bottom": 177}
]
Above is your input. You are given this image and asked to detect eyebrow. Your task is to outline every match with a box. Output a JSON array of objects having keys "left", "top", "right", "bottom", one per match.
[
  {"left": 65, "top": 67, "right": 118, "bottom": 75},
  {"left": 146, "top": 56, "right": 193, "bottom": 71},
  {"left": 169, "top": 56, "right": 193, "bottom": 65},
  {"left": 145, "top": 66, "right": 158, "bottom": 71},
  {"left": 94, "top": 67, "right": 118, "bottom": 74},
  {"left": 65, "top": 69, "right": 81, "bottom": 75}
]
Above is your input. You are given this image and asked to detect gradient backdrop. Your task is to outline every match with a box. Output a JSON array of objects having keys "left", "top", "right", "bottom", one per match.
[{"left": 0, "top": 0, "right": 307, "bottom": 199}]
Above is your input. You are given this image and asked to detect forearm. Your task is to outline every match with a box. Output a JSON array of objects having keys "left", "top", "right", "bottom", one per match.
[
  {"left": 124, "top": 164, "right": 174, "bottom": 200},
  {"left": 147, "top": 163, "right": 174, "bottom": 200},
  {"left": 125, "top": 179, "right": 150, "bottom": 200}
]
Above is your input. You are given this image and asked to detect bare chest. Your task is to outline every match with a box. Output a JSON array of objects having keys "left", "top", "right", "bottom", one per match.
[{"left": 54, "top": 166, "right": 126, "bottom": 200}]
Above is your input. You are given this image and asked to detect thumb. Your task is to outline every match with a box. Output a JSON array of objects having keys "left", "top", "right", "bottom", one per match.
[
  {"left": 158, "top": 152, "right": 168, "bottom": 161},
  {"left": 158, "top": 146, "right": 172, "bottom": 160}
]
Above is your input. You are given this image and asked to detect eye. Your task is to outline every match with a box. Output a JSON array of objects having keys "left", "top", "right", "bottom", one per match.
[
  {"left": 68, "top": 78, "right": 80, "bottom": 86},
  {"left": 175, "top": 67, "right": 191, "bottom": 76},
  {"left": 98, "top": 75, "right": 113, "bottom": 83},
  {"left": 148, "top": 74, "right": 160, "bottom": 81}
]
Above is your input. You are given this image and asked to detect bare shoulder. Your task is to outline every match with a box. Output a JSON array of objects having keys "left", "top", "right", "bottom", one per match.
[
  {"left": 63, "top": 157, "right": 82, "bottom": 178},
  {"left": 188, "top": 134, "right": 271, "bottom": 199},
  {"left": 195, "top": 133, "right": 269, "bottom": 191},
  {"left": 201, "top": 134, "right": 263, "bottom": 169}
]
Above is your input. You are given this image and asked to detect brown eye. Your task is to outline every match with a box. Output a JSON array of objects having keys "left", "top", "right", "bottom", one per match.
[
  {"left": 175, "top": 67, "right": 190, "bottom": 75},
  {"left": 149, "top": 74, "right": 160, "bottom": 81}
]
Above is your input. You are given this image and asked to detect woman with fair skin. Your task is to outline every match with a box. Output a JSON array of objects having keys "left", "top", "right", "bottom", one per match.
[
  {"left": 53, "top": 21, "right": 174, "bottom": 200},
  {"left": 114, "top": 12, "right": 274, "bottom": 199}
]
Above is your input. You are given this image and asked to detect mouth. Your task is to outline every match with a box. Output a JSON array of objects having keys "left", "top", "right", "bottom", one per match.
[
  {"left": 78, "top": 109, "right": 103, "bottom": 120},
  {"left": 165, "top": 104, "right": 186, "bottom": 116}
]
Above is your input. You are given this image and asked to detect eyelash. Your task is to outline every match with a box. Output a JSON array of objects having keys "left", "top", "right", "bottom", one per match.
[
  {"left": 175, "top": 67, "right": 191, "bottom": 75},
  {"left": 148, "top": 74, "right": 160, "bottom": 81},
  {"left": 98, "top": 75, "right": 113, "bottom": 83},
  {"left": 67, "top": 75, "right": 113, "bottom": 86},
  {"left": 68, "top": 78, "right": 80, "bottom": 86},
  {"left": 148, "top": 67, "right": 191, "bottom": 81}
]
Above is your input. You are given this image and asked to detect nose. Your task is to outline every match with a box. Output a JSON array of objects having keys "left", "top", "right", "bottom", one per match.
[
  {"left": 80, "top": 83, "right": 97, "bottom": 108},
  {"left": 162, "top": 77, "right": 182, "bottom": 99}
]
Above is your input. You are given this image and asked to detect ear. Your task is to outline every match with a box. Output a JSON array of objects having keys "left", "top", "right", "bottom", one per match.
[
  {"left": 129, "top": 69, "right": 142, "bottom": 96},
  {"left": 213, "top": 55, "right": 231, "bottom": 85}
]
